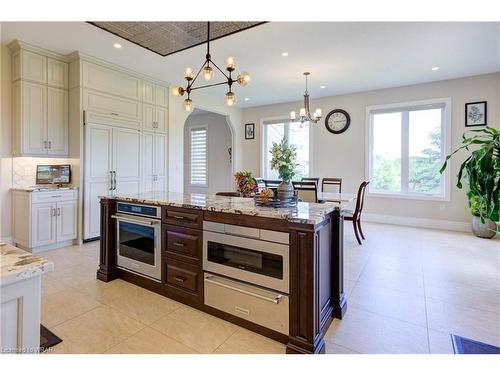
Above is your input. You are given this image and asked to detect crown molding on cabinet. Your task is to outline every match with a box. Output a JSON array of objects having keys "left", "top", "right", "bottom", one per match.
[{"left": 7, "top": 40, "right": 69, "bottom": 62}]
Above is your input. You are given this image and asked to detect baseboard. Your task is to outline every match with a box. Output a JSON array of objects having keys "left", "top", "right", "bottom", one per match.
[
  {"left": 362, "top": 213, "right": 470, "bottom": 232},
  {"left": 0, "top": 236, "right": 13, "bottom": 245}
]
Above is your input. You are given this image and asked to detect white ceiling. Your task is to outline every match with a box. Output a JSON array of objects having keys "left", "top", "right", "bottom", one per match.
[{"left": 2, "top": 22, "right": 499, "bottom": 108}]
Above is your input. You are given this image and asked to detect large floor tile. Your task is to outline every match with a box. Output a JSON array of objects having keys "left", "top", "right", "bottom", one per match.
[
  {"left": 428, "top": 329, "right": 454, "bottom": 354},
  {"left": 50, "top": 306, "right": 145, "bottom": 354},
  {"left": 349, "top": 281, "right": 427, "bottom": 327},
  {"left": 50, "top": 263, "right": 99, "bottom": 287},
  {"left": 105, "top": 327, "right": 196, "bottom": 354},
  {"left": 324, "top": 307, "right": 429, "bottom": 354},
  {"left": 357, "top": 262, "right": 424, "bottom": 296},
  {"left": 72, "top": 278, "right": 145, "bottom": 304},
  {"left": 214, "top": 328, "right": 286, "bottom": 354},
  {"left": 325, "top": 342, "right": 361, "bottom": 354},
  {"left": 426, "top": 297, "right": 500, "bottom": 347},
  {"left": 151, "top": 307, "right": 237, "bottom": 353},
  {"left": 41, "top": 289, "right": 101, "bottom": 328},
  {"left": 41, "top": 274, "right": 70, "bottom": 296}
]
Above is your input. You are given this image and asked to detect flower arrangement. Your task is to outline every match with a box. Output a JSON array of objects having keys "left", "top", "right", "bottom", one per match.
[
  {"left": 270, "top": 137, "right": 298, "bottom": 182},
  {"left": 234, "top": 171, "right": 258, "bottom": 197}
]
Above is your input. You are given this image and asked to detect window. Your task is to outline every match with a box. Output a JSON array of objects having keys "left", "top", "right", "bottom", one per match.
[
  {"left": 367, "top": 99, "right": 450, "bottom": 200},
  {"left": 190, "top": 127, "right": 207, "bottom": 186},
  {"left": 262, "top": 120, "right": 310, "bottom": 179}
]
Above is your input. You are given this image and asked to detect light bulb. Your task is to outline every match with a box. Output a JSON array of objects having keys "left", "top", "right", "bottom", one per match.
[
  {"left": 237, "top": 71, "right": 251, "bottom": 86},
  {"left": 314, "top": 108, "right": 322, "bottom": 118},
  {"left": 299, "top": 108, "right": 306, "bottom": 117},
  {"left": 224, "top": 57, "right": 236, "bottom": 70},
  {"left": 225, "top": 91, "right": 236, "bottom": 106},
  {"left": 183, "top": 98, "right": 193, "bottom": 112},
  {"left": 290, "top": 111, "right": 296, "bottom": 120},
  {"left": 184, "top": 67, "right": 194, "bottom": 80},
  {"left": 202, "top": 65, "right": 213, "bottom": 81},
  {"left": 172, "top": 86, "right": 184, "bottom": 97}
]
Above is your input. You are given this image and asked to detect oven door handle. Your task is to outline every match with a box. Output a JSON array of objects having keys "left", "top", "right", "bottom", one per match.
[
  {"left": 204, "top": 275, "right": 283, "bottom": 304},
  {"left": 111, "top": 214, "right": 160, "bottom": 226}
]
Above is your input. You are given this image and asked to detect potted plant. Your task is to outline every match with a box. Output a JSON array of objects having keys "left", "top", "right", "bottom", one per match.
[
  {"left": 234, "top": 171, "right": 258, "bottom": 197},
  {"left": 440, "top": 126, "right": 499, "bottom": 238},
  {"left": 270, "top": 137, "right": 298, "bottom": 200}
]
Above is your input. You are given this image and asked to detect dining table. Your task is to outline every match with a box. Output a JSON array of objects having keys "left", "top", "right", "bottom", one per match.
[{"left": 317, "top": 192, "right": 356, "bottom": 204}]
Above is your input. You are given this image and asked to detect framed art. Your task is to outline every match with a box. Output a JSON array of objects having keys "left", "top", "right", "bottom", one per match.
[
  {"left": 465, "top": 101, "right": 487, "bottom": 127},
  {"left": 245, "top": 123, "right": 255, "bottom": 139}
]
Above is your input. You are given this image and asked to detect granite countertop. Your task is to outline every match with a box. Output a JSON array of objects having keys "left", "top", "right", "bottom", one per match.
[
  {"left": 11, "top": 187, "right": 78, "bottom": 192},
  {"left": 101, "top": 191, "right": 348, "bottom": 225},
  {"left": 0, "top": 243, "right": 54, "bottom": 286}
]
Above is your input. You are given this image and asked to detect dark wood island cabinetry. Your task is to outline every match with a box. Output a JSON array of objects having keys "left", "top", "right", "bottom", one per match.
[{"left": 97, "top": 193, "right": 347, "bottom": 354}]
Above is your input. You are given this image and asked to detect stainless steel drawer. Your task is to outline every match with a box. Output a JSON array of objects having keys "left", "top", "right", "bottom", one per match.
[{"left": 204, "top": 273, "right": 289, "bottom": 335}]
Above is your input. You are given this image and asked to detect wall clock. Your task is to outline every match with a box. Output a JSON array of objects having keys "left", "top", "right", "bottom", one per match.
[{"left": 325, "top": 109, "right": 350, "bottom": 134}]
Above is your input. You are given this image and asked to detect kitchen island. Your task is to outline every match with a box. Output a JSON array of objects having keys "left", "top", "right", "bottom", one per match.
[{"left": 97, "top": 192, "right": 348, "bottom": 354}]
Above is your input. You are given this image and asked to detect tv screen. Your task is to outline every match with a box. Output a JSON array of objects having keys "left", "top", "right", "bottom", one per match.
[{"left": 36, "top": 165, "right": 71, "bottom": 184}]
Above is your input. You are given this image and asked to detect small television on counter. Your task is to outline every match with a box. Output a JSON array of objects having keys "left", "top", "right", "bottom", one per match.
[{"left": 36, "top": 164, "right": 71, "bottom": 185}]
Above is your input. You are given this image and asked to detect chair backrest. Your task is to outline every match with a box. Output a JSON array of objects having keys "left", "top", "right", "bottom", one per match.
[
  {"left": 254, "top": 177, "right": 266, "bottom": 190},
  {"left": 263, "top": 179, "right": 281, "bottom": 189},
  {"left": 301, "top": 177, "right": 320, "bottom": 188},
  {"left": 352, "top": 180, "right": 370, "bottom": 218},
  {"left": 322, "top": 177, "right": 342, "bottom": 193},
  {"left": 215, "top": 192, "right": 241, "bottom": 197},
  {"left": 292, "top": 181, "right": 318, "bottom": 203}
]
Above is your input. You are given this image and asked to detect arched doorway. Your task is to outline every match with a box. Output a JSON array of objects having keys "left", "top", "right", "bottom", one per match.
[{"left": 183, "top": 108, "right": 233, "bottom": 194}]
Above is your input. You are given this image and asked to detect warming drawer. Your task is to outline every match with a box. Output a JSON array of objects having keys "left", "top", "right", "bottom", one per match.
[{"left": 204, "top": 273, "right": 289, "bottom": 335}]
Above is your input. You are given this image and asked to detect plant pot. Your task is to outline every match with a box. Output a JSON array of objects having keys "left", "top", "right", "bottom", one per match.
[
  {"left": 471, "top": 216, "right": 497, "bottom": 239},
  {"left": 277, "top": 180, "right": 294, "bottom": 201}
]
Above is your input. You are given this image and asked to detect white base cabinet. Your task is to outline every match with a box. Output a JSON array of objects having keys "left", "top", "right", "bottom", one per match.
[{"left": 12, "top": 189, "right": 78, "bottom": 253}]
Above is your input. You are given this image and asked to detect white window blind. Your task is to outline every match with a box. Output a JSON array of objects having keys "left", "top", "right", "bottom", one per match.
[{"left": 190, "top": 127, "right": 207, "bottom": 186}]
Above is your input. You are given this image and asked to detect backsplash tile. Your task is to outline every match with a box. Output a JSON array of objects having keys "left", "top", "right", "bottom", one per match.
[{"left": 12, "top": 157, "right": 77, "bottom": 188}]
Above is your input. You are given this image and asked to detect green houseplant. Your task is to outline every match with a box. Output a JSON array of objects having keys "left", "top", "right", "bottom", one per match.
[
  {"left": 270, "top": 137, "right": 298, "bottom": 200},
  {"left": 440, "top": 126, "right": 499, "bottom": 238},
  {"left": 234, "top": 171, "right": 258, "bottom": 197}
]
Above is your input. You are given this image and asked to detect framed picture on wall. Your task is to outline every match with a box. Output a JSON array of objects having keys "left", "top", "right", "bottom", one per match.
[
  {"left": 465, "top": 101, "right": 487, "bottom": 127},
  {"left": 245, "top": 123, "right": 255, "bottom": 139}
]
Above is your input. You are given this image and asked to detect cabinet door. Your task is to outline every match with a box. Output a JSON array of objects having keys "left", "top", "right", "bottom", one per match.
[
  {"left": 56, "top": 200, "right": 77, "bottom": 242},
  {"left": 22, "top": 82, "right": 47, "bottom": 155},
  {"left": 47, "top": 58, "right": 68, "bottom": 88},
  {"left": 141, "top": 131, "right": 155, "bottom": 193},
  {"left": 21, "top": 50, "right": 47, "bottom": 84},
  {"left": 31, "top": 202, "right": 56, "bottom": 247},
  {"left": 82, "top": 61, "right": 141, "bottom": 100},
  {"left": 154, "top": 132, "right": 167, "bottom": 192},
  {"left": 143, "top": 104, "right": 155, "bottom": 131},
  {"left": 84, "top": 124, "right": 113, "bottom": 240},
  {"left": 155, "top": 106, "right": 168, "bottom": 133},
  {"left": 113, "top": 127, "right": 141, "bottom": 195},
  {"left": 142, "top": 81, "right": 155, "bottom": 104},
  {"left": 155, "top": 85, "right": 169, "bottom": 108},
  {"left": 83, "top": 89, "right": 142, "bottom": 128},
  {"left": 47, "top": 87, "right": 68, "bottom": 156}
]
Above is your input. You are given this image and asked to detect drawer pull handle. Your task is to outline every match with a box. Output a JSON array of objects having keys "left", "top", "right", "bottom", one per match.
[
  {"left": 204, "top": 275, "right": 283, "bottom": 304},
  {"left": 110, "top": 112, "right": 119, "bottom": 116},
  {"left": 51, "top": 195, "right": 62, "bottom": 198},
  {"left": 174, "top": 276, "right": 186, "bottom": 283},
  {"left": 173, "top": 242, "right": 186, "bottom": 247},
  {"left": 172, "top": 215, "right": 188, "bottom": 221}
]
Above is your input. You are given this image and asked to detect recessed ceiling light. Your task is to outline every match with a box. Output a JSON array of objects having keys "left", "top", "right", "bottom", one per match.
[
  {"left": 113, "top": 43, "right": 122, "bottom": 49},
  {"left": 320, "top": 85, "right": 326, "bottom": 89},
  {"left": 244, "top": 98, "right": 250, "bottom": 101},
  {"left": 431, "top": 66, "right": 439, "bottom": 71},
  {"left": 281, "top": 52, "right": 288, "bottom": 57}
]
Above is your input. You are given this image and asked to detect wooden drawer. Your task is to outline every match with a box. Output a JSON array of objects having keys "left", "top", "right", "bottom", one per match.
[
  {"left": 163, "top": 207, "right": 202, "bottom": 229},
  {"left": 31, "top": 189, "right": 78, "bottom": 203},
  {"left": 164, "top": 258, "right": 202, "bottom": 295},
  {"left": 165, "top": 225, "right": 201, "bottom": 260}
]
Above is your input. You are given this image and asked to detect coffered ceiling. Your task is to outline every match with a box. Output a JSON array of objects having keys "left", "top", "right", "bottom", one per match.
[{"left": 88, "top": 22, "right": 265, "bottom": 56}]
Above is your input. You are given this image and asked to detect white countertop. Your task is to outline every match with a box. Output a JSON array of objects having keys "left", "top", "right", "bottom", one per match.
[
  {"left": 11, "top": 187, "right": 78, "bottom": 192},
  {"left": 0, "top": 243, "right": 54, "bottom": 286}
]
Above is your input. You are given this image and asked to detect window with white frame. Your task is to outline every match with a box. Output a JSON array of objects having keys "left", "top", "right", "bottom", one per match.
[
  {"left": 367, "top": 99, "right": 450, "bottom": 199},
  {"left": 262, "top": 120, "right": 310, "bottom": 179},
  {"left": 190, "top": 127, "right": 208, "bottom": 186}
]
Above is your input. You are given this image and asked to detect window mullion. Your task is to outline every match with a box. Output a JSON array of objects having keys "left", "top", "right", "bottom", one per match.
[{"left": 401, "top": 111, "right": 409, "bottom": 193}]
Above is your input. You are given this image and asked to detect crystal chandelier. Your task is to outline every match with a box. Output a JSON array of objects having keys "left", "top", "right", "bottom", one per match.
[
  {"left": 290, "top": 72, "right": 322, "bottom": 123},
  {"left": 172, "top": 22, "right": 251, "bottom": 111}
]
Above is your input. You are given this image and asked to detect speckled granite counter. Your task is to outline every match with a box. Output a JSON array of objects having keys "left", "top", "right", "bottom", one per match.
[
  {"left": 0, "top": 243, "right": 54, "bottom": 286},
  {"left": 100, "top": 191, "right": 348, "bottom": 225}
]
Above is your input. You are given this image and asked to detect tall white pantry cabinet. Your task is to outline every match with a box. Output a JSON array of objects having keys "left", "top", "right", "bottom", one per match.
[{"left": 66, "top": 54, "right": 169, "bottom": 240}]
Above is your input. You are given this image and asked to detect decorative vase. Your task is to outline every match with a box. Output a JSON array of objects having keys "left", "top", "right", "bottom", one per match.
[
  {"left": 471, "top": 216, "right": 497, "bottom": 239},
  {"left": 277, "top": 179, "right": 294, "bottom": 201}
]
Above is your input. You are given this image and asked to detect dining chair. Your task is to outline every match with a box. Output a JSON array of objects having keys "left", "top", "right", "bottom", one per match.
[
  {"left": 301, "top": 177, "right": 320, "bottom": 189},
  {"left": 263, "top": 179, "right": 281, "bottom": 189},
  {"left": 292, "top": 181, "right": 318, "bottom": 203},
  {"left": 344, "top": 180, "right": 369, "bottom": 245},
  {"left": 254, "top": 177, "right": 266, "bottom": 190},
  {"left": 322, "top": 177, "right": 342, "bottom": 193},
  {"left": 215, "top": 192, "right": 241, "bottom": 197}
]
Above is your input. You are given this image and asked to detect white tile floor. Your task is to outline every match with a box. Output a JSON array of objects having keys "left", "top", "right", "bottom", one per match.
[{"left": 40, "top": 222, "right": 500, "bottom": 354}]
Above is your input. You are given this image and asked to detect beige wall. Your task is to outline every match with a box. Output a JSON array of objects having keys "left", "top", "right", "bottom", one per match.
[{"left": 241, "top": 73, "right": 500, "bottom": 224}]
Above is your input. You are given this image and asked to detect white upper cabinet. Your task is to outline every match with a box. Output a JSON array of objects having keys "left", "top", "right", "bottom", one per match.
[
  {"left": 155, "top": 85, "right": 169, "bottom": 108},
  {"left": 82, "top": 61, "right": 141, "bottom": 101},
  {"left": 142, "top": 103, "right": 155, "bottom": 131},
  {"left": 47, "top": 58, "right": 69, "bottom": 88},
  {"left": 47, "top": 87, "right": 69, "bottom": 155},
  {"left": 142, "top": 81, "right": 155, "bottom": 104},
  {"left": 155, "top": 106, "right": 168, "bottom": 133},
  {"left": 15, "top": 50, "right": 47, "bottom": 84},
  {"left": 20, "top": 81, "right": 47, "bottom": 155}
]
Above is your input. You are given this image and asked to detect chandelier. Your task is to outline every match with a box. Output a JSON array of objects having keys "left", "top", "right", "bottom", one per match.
[
  {"left": 172, "top": 22, "right": 251, "bottom": 111},
  {"left": 290, "top": 72, "right": 322, "bottom": 123}
]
